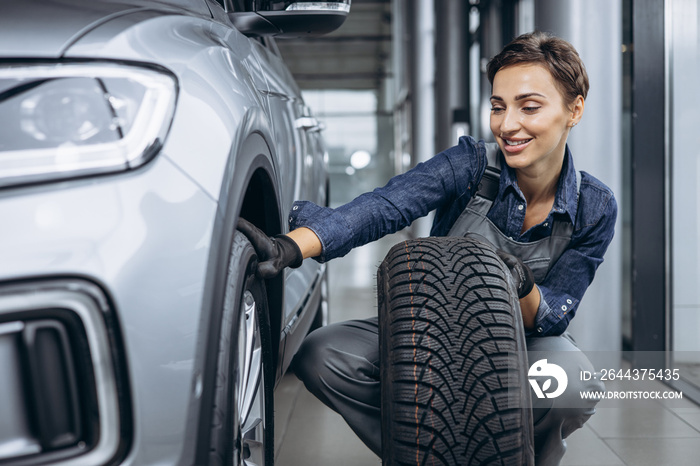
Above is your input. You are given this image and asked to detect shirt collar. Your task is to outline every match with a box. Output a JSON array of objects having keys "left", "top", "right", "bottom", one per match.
[{"left": 498, "top": 145, "right": 579, "bottom": 224}]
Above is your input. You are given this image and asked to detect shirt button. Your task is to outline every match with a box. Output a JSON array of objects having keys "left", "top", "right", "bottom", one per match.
[
  {"left": 561, "top": 305, "right": 568, "bottom": 311},
  {"left": 289, "top": 217, "right": 293, "bottom": 223},
  {"left": 543, "top": 222, "right": 548, "bottom": 227},
  {"left": 518, "top": 204, "right": 524, "bottom": 211},
  {"left": 292, "top": 205, "right": 299, "bottom": 210},
  {"left": 566, "top": 299, "right": 572, "bottom": 304},
  {"left": 537, "top": 327, "right": 543, "bottom": 333}
]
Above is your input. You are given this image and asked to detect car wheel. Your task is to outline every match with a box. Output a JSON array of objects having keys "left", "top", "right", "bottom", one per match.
[
  {"left": 210, "top": 231, "right": 274, "bottom": 466},
  {"left": 378, "top": 236, "right": 534, "bottom": 466}
]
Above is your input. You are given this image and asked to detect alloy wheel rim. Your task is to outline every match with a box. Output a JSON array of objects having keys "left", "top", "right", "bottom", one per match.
[{"left": 234, "top": 289, "right": 265, "bottom": 466}]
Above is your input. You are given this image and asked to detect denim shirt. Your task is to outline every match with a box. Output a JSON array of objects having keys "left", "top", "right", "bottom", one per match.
[{"left": 289, "top": 136, "right": 617, "bottom": 336}]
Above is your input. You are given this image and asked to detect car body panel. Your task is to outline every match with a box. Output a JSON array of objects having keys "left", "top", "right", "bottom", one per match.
[
  {"left": 65, "top": 8, "right": 324, "bottom": 330},
  {"left": 0, "top": 0, "right": 212, "bottom": 59},
  {"left": 65, "top": 6, "right": 327, "bottom": 216},
  {"left": 67, "top": 14, "right": 273, "bottom": 203},
  {"left": 0, "top": 157, "right": 215, "bottom": 465}
]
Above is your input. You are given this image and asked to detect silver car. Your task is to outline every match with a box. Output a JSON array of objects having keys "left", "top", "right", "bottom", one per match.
[{"left": 0, "top": 1, "right": 349, "bottom": 465}]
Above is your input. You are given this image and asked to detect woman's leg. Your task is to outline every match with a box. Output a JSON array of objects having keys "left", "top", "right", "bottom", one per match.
[
  {"left": 293, "top": 320, "right": 603, "bottom": 465},
  {"left": 527, "top": 333, "right": 605, "bottom": 466},
  {"left": 292, "top": 317, "right": 382, "bottom": 456}
]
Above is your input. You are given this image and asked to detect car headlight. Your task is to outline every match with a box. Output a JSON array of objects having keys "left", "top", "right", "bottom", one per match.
[{"left": 0, "top": 63, "right": 177, "bottom": 188}]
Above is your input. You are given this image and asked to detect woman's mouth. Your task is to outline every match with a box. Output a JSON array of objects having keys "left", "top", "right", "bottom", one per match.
[{"left": 502, "top": 138, "right": 533, "bottom": 153}]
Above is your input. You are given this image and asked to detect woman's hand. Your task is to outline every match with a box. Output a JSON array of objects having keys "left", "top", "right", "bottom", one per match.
[
  {"left": 495, "top": 249, "right": 535, "bottom": 299},
  {"left": 238, "top": 218, "right": 303, "bottom": 279},
  {"left": 495, "top": 249, "right": 538, "bottom": 329}
]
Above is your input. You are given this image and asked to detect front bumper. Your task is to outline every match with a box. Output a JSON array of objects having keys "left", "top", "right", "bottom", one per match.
[
  {"left": 0, "top": 280, "right": 124, "bottom": 465},
  {"left": 0, "top": 155, "right": 217, "bottom": 465}
]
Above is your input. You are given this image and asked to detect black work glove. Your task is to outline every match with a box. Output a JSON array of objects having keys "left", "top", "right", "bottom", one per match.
[
  {"left": 495, "top": 249, "right": 535, "bottom": 299},
  {"left": 238, "top": 218, "right": 303, "bottom": 279}
]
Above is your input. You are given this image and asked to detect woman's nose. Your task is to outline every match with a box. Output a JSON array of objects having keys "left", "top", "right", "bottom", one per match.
[{"left": 500, "top": 108, "right": 520, "bottom": 133}]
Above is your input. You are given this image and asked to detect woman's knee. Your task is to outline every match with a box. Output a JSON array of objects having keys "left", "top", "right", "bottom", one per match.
[
  {"left": 535, "top": 375, "right": 603, "bottom": 440},
  {"left": 528, "top": 335, "right": 604, "bottom": 439},
  {"left": 292, "top": 319, "right": 380, "bottom": 390},
  {"left": 292, "top": 325, "right": 336, "bottom": 385}
]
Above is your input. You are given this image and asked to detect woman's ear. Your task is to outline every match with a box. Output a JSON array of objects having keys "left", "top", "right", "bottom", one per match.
[{"left": 569, "top": 95, "right": 585, "bottom": 127}]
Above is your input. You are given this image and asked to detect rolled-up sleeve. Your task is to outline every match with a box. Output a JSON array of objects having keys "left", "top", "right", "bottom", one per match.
[
  {"left": 289, "top": 136, "right": 485, "bottom": 262},
  {"left": 529, "top": 190, "right": 618, "bottom": 336}
]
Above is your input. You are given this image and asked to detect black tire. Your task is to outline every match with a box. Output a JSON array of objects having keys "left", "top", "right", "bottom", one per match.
[
  {"left": 378, "top": 236, "right": 534, "bottom": 466},
  {"left": 210, "top": 231, "right": 274, "bottom": 466}
]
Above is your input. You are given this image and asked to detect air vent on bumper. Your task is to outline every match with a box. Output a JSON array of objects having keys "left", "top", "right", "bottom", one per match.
[{"left": 0, "top": 281, "right": 127, "bottom": 466}]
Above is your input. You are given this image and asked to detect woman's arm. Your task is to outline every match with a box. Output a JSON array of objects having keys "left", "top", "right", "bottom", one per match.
[
  {"left": 532, "top": 191, "right": 617, "bottom": 336},
  {"left": 519, "top": 286, "right": 541, "bottom": 329},
  {"left": 243, "top": 137, "right": 486, "bottom": 275},
  {"left": 287, "top": 227, "right": 322, "bottom": 259},
  {"left": 289, "top": 137, "right": 486, "bottom": 263}
]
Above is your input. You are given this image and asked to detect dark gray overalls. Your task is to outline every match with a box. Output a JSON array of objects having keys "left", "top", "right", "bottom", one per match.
[{"left": 293, "top": 144, "right": 605, "bottom": 466}]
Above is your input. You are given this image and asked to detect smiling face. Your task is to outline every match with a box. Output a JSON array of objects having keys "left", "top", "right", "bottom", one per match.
[{"left": 489, "top": 63, "right": 583, "bottom": 175}]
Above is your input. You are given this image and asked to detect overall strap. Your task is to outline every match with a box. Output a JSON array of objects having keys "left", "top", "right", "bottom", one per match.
[
  {"left": 445, "top": 143, "right": 501, "bottom": 237},
  {"left": 474, "top": 143, "right": 502, "bottom": 202}
]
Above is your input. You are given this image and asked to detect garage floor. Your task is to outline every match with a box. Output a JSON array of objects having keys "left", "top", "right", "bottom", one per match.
[{"left": 274, "top": 233, "right": 700, "bottom": 466}]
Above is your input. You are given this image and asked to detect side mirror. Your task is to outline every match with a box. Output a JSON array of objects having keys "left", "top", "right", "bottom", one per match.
[{"left": 230, "top": 1, "right": 351, "bottom": 38}]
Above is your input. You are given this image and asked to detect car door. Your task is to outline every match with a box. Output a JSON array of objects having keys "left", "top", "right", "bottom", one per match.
[
  {"left": 253, "top": 38, "right": 324, "bottom": 373},
  {"left": 295, "top": 102, "right": 328, "bottom": 206}
]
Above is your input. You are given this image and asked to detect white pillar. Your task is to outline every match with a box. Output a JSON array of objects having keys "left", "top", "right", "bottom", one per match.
[
  {"left": 535, "top": 0, "right": 624, "bottom": 351},
  {"left": 408, "top": 0, "right": 436, "bottom": 237}
]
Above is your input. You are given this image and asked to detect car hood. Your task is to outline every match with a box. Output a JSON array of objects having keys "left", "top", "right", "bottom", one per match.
[{"left": 0, "top": 0, "right": 210, "bottom": 59}]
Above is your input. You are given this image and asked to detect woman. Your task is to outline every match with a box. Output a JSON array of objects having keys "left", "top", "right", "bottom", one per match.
[{"left": 240, "top": 31, "right": 616, "bottom": 465}]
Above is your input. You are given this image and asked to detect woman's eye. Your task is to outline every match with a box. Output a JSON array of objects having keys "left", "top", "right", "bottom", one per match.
[
  {"left": 523, "top": 106, "right": 541, "bottom": 113},
  {"left": 490, "top": 107, "right": 505, "bottom": 114}
]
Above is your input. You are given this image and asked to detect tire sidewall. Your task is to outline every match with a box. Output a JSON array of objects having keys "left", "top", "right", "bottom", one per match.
[{"left": 211, "top": 231, "right": 274, "bottom": 466}]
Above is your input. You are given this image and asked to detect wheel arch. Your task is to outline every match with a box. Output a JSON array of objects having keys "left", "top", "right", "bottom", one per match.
[
  {"left": 237, "top": 162, "right": 285, "bottom": 375},
  {"left": 181, "top": 106, "right": 285, "bottom": 466}
]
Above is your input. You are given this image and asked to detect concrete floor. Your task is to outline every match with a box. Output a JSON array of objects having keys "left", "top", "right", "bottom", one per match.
[{"left": 274, "top": 233, "right": 700, "bottom": 466}]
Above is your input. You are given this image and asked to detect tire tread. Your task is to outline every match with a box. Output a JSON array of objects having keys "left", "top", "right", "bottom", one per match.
[{"left": 379, "top": 236, "right": 534, "bottom": 466}]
